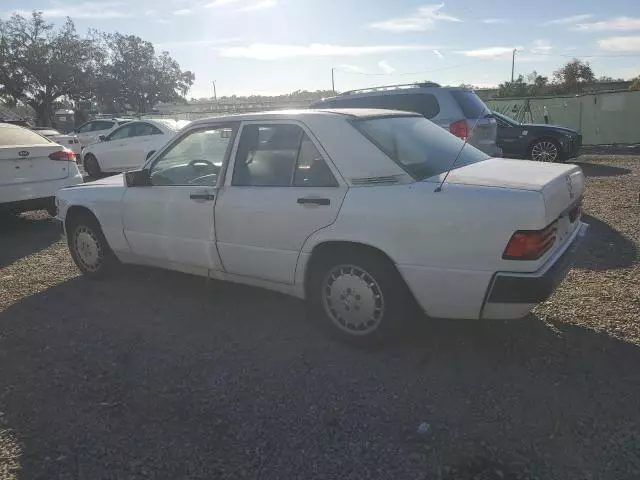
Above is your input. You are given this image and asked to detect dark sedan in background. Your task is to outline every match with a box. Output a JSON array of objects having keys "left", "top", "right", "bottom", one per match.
[{"left": 493, "top": 111, "right": 582, "bottom": 162}]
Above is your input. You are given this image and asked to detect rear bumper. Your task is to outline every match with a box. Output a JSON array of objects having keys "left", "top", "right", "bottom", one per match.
[
  {"left": 0, "top": 168, "right": 83, "bottom": 207},
  {"left": 481, "top": 222, "right": 588, "bottom": 319},
  {"left": 562, "top": 135, "right": 582, "bottom": 159}
]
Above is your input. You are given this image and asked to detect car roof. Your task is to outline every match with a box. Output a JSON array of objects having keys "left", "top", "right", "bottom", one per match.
[{"left": 187, "top": 108, "right": 419, "bottom": 126}]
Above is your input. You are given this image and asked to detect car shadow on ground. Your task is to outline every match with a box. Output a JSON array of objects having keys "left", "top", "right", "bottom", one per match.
[
  {"left": 1, "top": 268, "right": 639, "bottom": 479},
  {"left": 0, "top": 212, "right": 60, "bottom": 269},
  {"left": 576, "top": 214, "right": 637, "bottom": 270},
  {"left": 573, "top": 161, "right": 631, "bottom": 178}
]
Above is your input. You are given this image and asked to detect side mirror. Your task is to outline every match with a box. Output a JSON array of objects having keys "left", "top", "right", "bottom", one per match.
[
  {"left": 98, "top": 135, "right": 107, "bottom": 141},
  {"left": 125, "top": 169, "right": 151, "bottom": 187}
]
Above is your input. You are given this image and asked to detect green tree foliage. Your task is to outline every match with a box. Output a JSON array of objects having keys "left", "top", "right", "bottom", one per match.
[
  {"left": 0, "top": 12, "right": 194, "bottom": 124},
  {"left": 552, "top": 59, "right": 595, "bottom": 93},
  {"left": 0, "top": 12, "right": 98, "bottom": 125},
  {"left": 630, "top": 76, "right": 640, "bottom": 91}
]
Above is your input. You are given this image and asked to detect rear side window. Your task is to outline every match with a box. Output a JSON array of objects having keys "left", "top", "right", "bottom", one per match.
[
  {"left": 451, "top": 90, "right": 489, "bottom": 119},
  {"left": 93, "top": 121, "right": 115, "bottom": 131},
  {"left": 328, "top": 93, "right": 440, "bottom": 119},
  {"left": 0, "top": 125, "right": 52, "bottom": 146}
]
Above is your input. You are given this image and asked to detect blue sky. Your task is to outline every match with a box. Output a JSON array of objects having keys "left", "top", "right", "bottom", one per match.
[{"left": 2, "top": 0, "right": 640, "bottom": 98}]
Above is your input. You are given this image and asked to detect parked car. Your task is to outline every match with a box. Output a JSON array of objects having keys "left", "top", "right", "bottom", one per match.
[
  {"left": 56, "top": 109, "right": 587, "bottom": 345},
  {"left": 310, "top": 83, "right": 502, "bottom": 157},
  {"left": 73, "top": 118, "right": 131, "bottom": 147},
  {"left": 1, "top": 123, "right": 83, "bottom": 216},
  {"left": 32, "top": 127, "right": 82, "bottom": 156},
  {"left": 81, "top": 119, "right": 190, "bottom": 177},
  {"left": 493, "top": 111, "right": 582, "bottom": 162}
]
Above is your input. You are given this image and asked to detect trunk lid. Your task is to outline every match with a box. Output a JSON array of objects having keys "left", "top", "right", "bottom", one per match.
[
  {"left": 0, "top": 144, "right": 71, "bottom": 187},
  {"left": 428, "top": 158, "right": 585, "bottom": 225}
]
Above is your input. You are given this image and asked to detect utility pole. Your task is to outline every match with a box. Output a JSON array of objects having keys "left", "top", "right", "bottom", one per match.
[
  {"left": 511, "top": 49, "right": 516, "bottom": 82},
  {"left": 331, "top": 68, "right": 336, "bottom": 93},
  {"left": 212, "top": 80, "right": 217, "bottom": 101}
]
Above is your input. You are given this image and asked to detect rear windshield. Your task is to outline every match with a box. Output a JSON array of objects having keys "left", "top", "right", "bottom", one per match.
[
  {"left": 0, "top": 124, "right": 52, "bottom": 146},
  {"left": 354, "top": 115, "right": 489, "bottom": 180},
  {"left": 451, "top": 90, "right": 490, "bottom": 119}
]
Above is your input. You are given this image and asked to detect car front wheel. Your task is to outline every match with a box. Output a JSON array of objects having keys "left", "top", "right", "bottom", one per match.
[
  {"left": 530, "top": 139, "right": 561, "bottom": 162},
  {"left": 83, "top": 153, "right": 101, "bottom": 178},
  {"left": 67, "top": 214, "right": 117, "bottom": 278},
  {"left": 309, "top": 249, "right": 411, "bottom": 346}
]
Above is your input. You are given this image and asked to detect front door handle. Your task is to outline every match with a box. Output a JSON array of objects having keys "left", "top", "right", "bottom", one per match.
[
  {"left": 297, "top": 197, "right": 330, "bottom": 206},
  {"left": 190, "top": 193, "right": 216, "bottom": 201}
]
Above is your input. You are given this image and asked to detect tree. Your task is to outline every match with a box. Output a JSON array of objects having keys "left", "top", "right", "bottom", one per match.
[
  {"left": 552, "top": 59, "right": 595, "bottom": 93},
  {"left": 630, "top": 76, "right": 640, "bottom": 91},
  {"left": 496, "top": 75, "right": 529, "bottom": 98},
  {"left": 0, "top": 12, "right": 98, "bottom": 125},
  {"left": 98, "top": 33, "right": 194, "bottom": 114}
]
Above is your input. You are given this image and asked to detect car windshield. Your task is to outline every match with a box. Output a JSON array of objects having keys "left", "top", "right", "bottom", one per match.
[{"left": 354, "top": 115, "right": 490, "bottom": 180}]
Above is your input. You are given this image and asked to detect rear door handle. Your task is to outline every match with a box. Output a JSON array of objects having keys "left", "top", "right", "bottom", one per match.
[
  {"left": 297, "top": 197, "right": 330, "bottom": 206},
  {"left": 190, "top": 193, "right": 216, "bottom": 201}
]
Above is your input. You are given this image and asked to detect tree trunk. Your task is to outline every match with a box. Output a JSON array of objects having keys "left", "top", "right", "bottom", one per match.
[{"left": 34, "top": 103, "right": 53, "bottom": 127}]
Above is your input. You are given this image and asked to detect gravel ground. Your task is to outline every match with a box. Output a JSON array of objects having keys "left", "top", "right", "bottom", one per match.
[{"left": 0, "top": 156, "right": 638, "bottom": 480}]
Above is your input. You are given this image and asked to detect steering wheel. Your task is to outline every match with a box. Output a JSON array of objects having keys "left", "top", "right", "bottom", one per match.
[{"left": 188, "top": 159, "right": 214, "bottom": 169}]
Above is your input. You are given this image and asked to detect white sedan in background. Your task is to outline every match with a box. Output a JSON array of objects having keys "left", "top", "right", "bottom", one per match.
[
  {"left": 73, "top": 118, "right": 131, "bottom": 147},
  {"left": 1, "top": 123, "right": 82, "bottom": 216},
  {"left": 56, "top": 109, "right": 587, "bottom": 345},
  {"left": 81, "top": 119, "right": 189, "bottom": 177}
]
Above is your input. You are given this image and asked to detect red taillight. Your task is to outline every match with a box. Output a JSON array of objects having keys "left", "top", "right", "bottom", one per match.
[
  {"left": 503, "top": 222, "right": 557, "bottom": 260},
  {"left": 49, "top": 149, "right": 76, "bottom": 161},
  {"left": 449, "top": 119, "right": 469, "bottom": 140}
]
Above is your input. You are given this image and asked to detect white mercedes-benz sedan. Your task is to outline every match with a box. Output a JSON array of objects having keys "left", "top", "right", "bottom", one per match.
[{"left": 55, "top": 109, "right": 588, "bottom": 344}]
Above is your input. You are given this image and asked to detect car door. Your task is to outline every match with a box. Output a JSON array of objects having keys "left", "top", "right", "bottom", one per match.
[
  {"left": 214, "top": 121, "right": 348, "bottom": 284},
  {"left": 495, "top": 116, "right": 525, "bottom": 157},
  {"left": 99, "top": 124, "right": 138, "bottom": 172},
  {"left": 117, "top": 122, "right": 163, "bottom": 171},
  {"left": 74, "top": 121, "right": 100, "bottom": 146},
  {"left": 121, "top": 123, "right": 238, "bottom": 273}
]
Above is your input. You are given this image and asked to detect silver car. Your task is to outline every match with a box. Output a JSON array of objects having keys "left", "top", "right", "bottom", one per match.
[{"left": 310, "top": 82, "right": 502, "bottom": 157}]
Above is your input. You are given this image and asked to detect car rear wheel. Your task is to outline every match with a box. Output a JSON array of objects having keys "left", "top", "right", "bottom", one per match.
[
  {"left": 530, "top": 139, "right": 561, "bottom": 162},
  {"left": 67, "top": 214, "right": 117, "bottom": 278},
  {"left": 84, "top": 153, "right": 101, "bottom": 178},
  {"left": 308, "top": 248, "right": 411, "bottom": 346}
]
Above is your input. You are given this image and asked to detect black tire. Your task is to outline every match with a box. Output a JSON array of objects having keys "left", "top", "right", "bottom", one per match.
[
  {"left": 84, "top": 153, "right": 101, "bottom": 178},
  {"left": 66, "top": 213, "right": 118, "bottom": 278},
  {"left": 307, "top": 248, "right": 413, "bottom": 347},
  {"left": 529, "top": 138, "right": 563, "bottom": 163},
  {"left": 45, "top": 199, "right": 57, "bottom": 218}
]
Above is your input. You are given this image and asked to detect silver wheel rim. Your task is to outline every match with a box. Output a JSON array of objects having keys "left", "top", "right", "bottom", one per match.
[
  {"left": 74, "top": 226, "right": 103, "bottom": 272},
  {"left": 321, "top": 264, "right": 385, "bottom": 336},
  {"left": 531, "top": 141, "right": 558, "bottom": 162}
]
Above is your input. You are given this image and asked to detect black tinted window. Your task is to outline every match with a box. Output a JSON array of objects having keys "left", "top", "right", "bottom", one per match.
[
  {"left": 93, "top": 121, "right": 115, "bottom": 131},
  {"left": 293, "top": 134, "right": 338, "bottom": 187},
  {"left": 451, "top": 90, "right": 489, "bottom": 119},
  {"left": 328, "top": 93, "right": 440, "bottom": 119}
]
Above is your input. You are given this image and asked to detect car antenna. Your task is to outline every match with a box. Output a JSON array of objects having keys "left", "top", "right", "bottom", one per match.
[{"left": 434, "top": 111, "right": 488, "bottom": 193}]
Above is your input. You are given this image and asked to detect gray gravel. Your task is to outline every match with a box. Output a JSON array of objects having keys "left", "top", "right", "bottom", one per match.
[{"left": 1, "top": 156, "right": 639, "bottom": 480}]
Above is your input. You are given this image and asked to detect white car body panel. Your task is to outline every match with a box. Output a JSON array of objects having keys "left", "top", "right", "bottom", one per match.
[{"left": 56, "top": 109, "right": 587, "bottom": 322}]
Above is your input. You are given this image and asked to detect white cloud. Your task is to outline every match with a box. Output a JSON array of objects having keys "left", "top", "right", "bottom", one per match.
[
  {"left": 338, "top": 64, "right": 367, "bottom": 73},
  {"left": 482, "top": 18, "right": 508, "bottom": 24},
  {"left": 378, "top": 60, "right": 395, "bottom": 74},
  {"left": 573, "top": 17, "right": 640, "bottom": 32},
  {"left": 530, "top": 39, "right": 553, "bottom": 54},
  {"left": 369, "top": 3, "right": 461, "bottom": 32},
  {"left": 433, "top": 49, "right": 444, "bottom": 58},
  {"left": 458, "top": 46, "right": 517, "bottom": 58},
  {"left": 205, "top": 0, "right": 243, "bottom": 7},
  {"left": 544, "top": 14, "right": 592, "bottom": 25},
  {"left": 218, "top": 43, "right": 436, "bottom": 60},
  {"left": 8, "top": 1, "right": 129, "bottom": 18},
  {"left": 157, "top": 37, "right": 243, "bottom": 49},
  {"left": 173, "top": 8, "right": 193, "bottom": 15},
  {"left": 598, "top": 35, "right": 640, "bottom": 52},
  {"left": 234, "top": 0, "right": 277, "bottom": 12}
]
